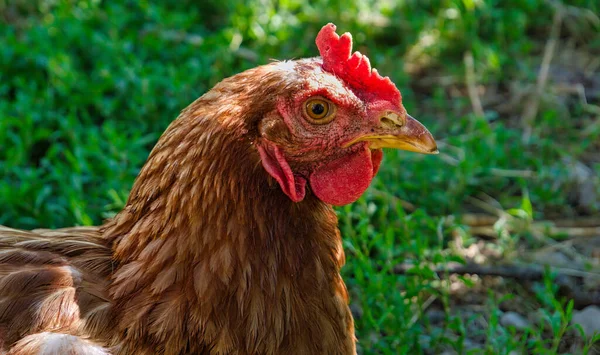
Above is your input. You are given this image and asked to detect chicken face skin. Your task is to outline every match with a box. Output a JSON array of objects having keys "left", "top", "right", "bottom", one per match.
[
  {"left": 256, "top": 23, "right": 436, "bottom": 206},
  {"left": 257, "top": 59, "right": 437, "bottom": 206}
]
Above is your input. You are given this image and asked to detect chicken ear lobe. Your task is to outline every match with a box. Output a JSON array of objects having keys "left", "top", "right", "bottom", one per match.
[{"left": 258, "top": 141, "right": 306, "bottom": 202}]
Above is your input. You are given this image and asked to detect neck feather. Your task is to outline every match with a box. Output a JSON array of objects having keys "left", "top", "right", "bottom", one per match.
[{"left": 100, "top": 81, "right": 354, "bottom": 353}]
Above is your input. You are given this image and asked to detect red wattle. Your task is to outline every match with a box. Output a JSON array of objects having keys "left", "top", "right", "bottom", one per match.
[
  {"left": 371, "top": 149, "right": 383, "bottom": 175},
  {"left": 309, "top": 145, "right": 379, "bottom": 206}
]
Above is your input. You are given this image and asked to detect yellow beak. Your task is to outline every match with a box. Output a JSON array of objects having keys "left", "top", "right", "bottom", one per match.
[{"left": 344, "top": 114, "right": 438, "bottom": 154}]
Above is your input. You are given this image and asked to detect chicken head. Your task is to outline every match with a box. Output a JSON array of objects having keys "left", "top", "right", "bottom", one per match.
[{"left": 258, "top": 23, "right": 438, "bottom": 206}]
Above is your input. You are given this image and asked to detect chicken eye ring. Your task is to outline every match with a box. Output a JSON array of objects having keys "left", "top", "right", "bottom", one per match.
[{"left": 303, "top": 97, "right": 336, "bottom": 124}]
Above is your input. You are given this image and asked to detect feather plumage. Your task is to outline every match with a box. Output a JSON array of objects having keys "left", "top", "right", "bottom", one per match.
[
  {"left": 0, "top": 23, "right": 437, "bottom": 354},
  {"left": 1, "top": 61, "right": 355, "bottom": 354}
]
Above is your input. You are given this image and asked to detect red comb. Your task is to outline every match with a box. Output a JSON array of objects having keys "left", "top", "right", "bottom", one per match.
[{"left": 315, "top": 23, "right": 401, "bottom": 104}]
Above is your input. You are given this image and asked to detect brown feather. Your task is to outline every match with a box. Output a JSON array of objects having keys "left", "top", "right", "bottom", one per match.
[
  {"left": 1, "top": 61, "right": 356, "bottom": 354},
  {"left": 0, "top": 226, "right": 115, "bottom": 352}
]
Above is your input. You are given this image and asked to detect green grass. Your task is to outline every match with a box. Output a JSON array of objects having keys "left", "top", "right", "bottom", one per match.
[{"left": 1, "top": 0, "right": 599, "bottom": 353}]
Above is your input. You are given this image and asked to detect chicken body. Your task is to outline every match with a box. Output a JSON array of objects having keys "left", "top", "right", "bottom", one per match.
[
  {"left": 0, "top": 226, "right": 113, "bottom": 354},
  {"left": 0, "top": 24, "right": 436, "bottom": 354},
  {"left": 1, "top": 62, "right": 355, "bottom": 355}
]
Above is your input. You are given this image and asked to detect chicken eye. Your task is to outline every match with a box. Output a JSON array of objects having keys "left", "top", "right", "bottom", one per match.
[{"left": 304, "top": 98, "right": 335, "bottom": 124}]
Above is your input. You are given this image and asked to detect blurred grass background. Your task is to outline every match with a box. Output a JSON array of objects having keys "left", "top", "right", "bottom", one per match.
[{"left": 1, "top": 0, "right": 599, "bottom": 353}]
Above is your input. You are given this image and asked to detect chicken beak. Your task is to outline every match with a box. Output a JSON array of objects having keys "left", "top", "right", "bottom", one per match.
[{"left": 345, "top": 114, "right": 439, "bottom": 154}]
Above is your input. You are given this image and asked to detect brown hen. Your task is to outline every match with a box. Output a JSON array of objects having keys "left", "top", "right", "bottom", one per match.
[{"left": 0, "top": 24, "right": 437, "bottom": 355}]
